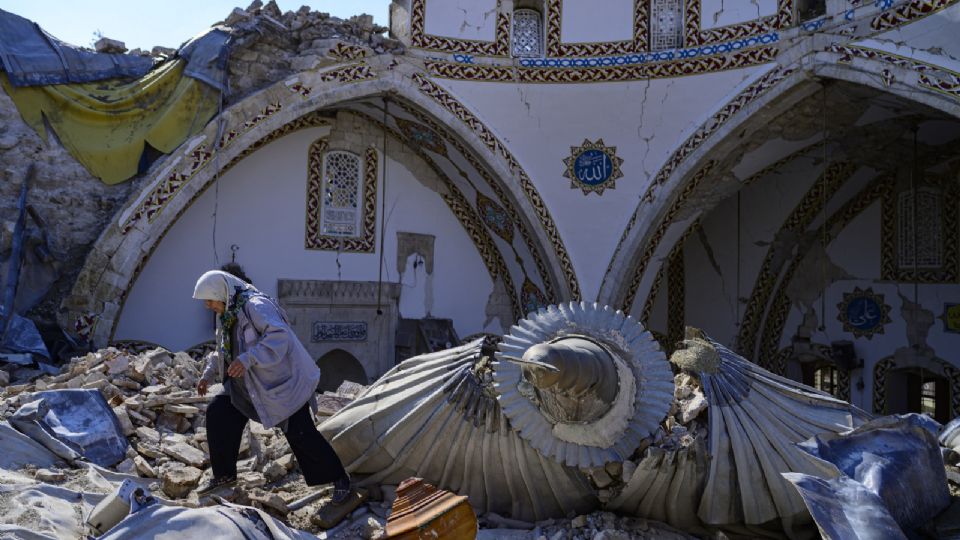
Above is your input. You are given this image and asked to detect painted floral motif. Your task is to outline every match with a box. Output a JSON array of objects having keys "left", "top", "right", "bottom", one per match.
[
  {"left": 521, "top": 278, "right": 549, "bottom": 316},
  {"left": 563, "top": 139, "right": 624, "bottom": 195},
  {"left": 74, "top": 313, "right": 100, "bottom": 342},
  {"left": 837, "top": 287, "right": 892, "bottom": 339},
  {"left": 477, "top": 191, "right": 514, "bottom": 243}
]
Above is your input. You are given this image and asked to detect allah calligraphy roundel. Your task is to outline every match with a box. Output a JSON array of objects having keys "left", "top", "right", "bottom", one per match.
[{"left": 562, "top": 139, "right": 624, "bottom": 195}]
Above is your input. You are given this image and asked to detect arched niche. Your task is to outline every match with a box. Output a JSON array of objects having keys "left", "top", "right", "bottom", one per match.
[{"left": 317, "top": 348, "right": 368, "bottom": 393}]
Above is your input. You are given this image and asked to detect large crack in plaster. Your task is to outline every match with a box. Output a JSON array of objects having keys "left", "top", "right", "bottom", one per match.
[{"left": 894, "top": 290, "right": 937, "bottom": 363}]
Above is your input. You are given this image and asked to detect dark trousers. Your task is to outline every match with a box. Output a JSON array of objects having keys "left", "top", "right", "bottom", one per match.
[{"left": 205, "top": 394, "right": 347, "bottom": 486}]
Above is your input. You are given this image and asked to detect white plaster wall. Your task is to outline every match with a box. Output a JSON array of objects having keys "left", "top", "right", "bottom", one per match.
[
  {"left": 424, "top": 0, "right": 500, "bottom": 42},
  {"left": 700, "top": 0, "right": 777, "bottom": 30},
  {"left": 560, "top": 0, "right": 634, "bottom": 43},
  {"left": 114, "top": 127, "right": 494, "bottom": 351},
  {"left": 436, "top": 65, "right": 762, "bottom": 301}
]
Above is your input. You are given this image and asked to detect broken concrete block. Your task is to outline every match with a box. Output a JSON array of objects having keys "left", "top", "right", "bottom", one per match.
[
  {"left": 35, "top": 468, "right": 66, "bottom": 482},
  {"left": 95, "top": 37, "right": 126, "bottom": 54},
  {"left": 164, "top": 403, "right": 199, "bottom": 416},
  {"left": 134, "top": 456, "right": 156, "bottom": 477},
  {"left": 162, "top": 441, "right": 207, "bottom": 468},
  {"left": 161, "top": 465, "right": 202, "bottom": 498},
  {"left": 104, "top": 355, "right": 130, "bottom": 375},
  {"left": 262, "top": 460, "right": 286, "bottom": 482},
  {"left": 112, "top": 406, "right": 135, "bottom": 436},
  {"left": 680, "top": 392, "right": 708, "bottom": 424},
  {"left": 136, "top": 426, "right": 160, "bottom": 442},
  {"left": 249, "top": 490, "right": 288, "bottom": 513},
  {"left": 116, "top": 458, "right": 137, "bottom": 475},
  {"left": 238, "top": 471, "right": 266, "bottom": 489},
  {"left": 276, "top": 453, "right": 296, "bottom": 471}
]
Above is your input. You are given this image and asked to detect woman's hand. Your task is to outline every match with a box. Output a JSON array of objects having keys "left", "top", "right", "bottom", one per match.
[
  {"left": 227, "top": 359, "right": 246, "bottom": 378},
  {"left": 197, "top": 379, "right": 209, "bottom": 397}
]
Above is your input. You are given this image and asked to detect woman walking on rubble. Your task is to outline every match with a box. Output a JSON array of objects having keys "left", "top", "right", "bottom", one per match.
[{"left": 192, "top": 270, "right": 357, "bottom": 518}]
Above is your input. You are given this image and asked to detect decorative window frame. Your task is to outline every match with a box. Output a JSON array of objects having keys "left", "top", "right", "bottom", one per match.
[
  {"left": 305, "top": 139, "right": 379, "bottom": 252},
  {"left": 512, "top": 8, "right": 544, "bottom": 57},
  {"left": 881, "top": 176, "right": 958, "bottom": 283},
  {"left": 650, "top": 0, "right": 685, "bottom": 51}
]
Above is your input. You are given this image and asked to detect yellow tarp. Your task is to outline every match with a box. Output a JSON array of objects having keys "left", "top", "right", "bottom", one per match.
[{"left": 1, "top": 59, "right": 219, "bottom": 184}]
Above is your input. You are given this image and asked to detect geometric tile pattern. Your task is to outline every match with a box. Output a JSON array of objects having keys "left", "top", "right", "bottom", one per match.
[
  {"left": 305, "top": 142, "right": 378, "bottom": 252},
  {"left": 651, "top": 0, "right": 684, "bottom": 51},
  {"left": 395, "top": 117, "right": 448, "bottom": 155},
  {"left": 512, "top": 8, "right": 543, "bottom": 58},
  {"left": 521, "top": 277, "right": 549, "bottom": 316},
  {"left": 412, "top": 73, "right": 582, "bottom": 299},
  {"left": 329, "top": 42, "right": 368, "bottom": 61}
]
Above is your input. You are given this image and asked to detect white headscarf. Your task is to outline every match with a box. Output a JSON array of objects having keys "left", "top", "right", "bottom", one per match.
[{"left": 192, "top": 270, "right": 259, "bottom": 310}]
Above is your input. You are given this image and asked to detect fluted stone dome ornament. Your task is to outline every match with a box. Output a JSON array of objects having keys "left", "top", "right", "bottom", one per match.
[
  {"left": 494, "top": 302, "right": 674, "bottom": 468},
  {"left": 319, "top": 306, "right": 870, "bottom": 536}
]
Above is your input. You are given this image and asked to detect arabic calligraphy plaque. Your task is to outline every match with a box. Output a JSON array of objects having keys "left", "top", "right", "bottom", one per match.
[
  {"left": 836, "top": 287, "right": 891, "bottom": 340},
  {"left": 312, "top": 321, "right": 368, "bottom": 342},
  {"left": 562, "top": 139, "right": 624, "bottom": 195}
]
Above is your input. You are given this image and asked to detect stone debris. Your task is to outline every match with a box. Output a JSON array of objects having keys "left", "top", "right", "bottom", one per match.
[
  {"left": 94, "top": 37, "right": 127, "bottom": 54},
  {"left": 0, "top": 345, "right": 384, "bottom": 535}
]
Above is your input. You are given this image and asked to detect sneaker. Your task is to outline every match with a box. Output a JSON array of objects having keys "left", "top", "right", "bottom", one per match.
[{"left": 196, "top": 475, "right": 237, "bottom": 495}]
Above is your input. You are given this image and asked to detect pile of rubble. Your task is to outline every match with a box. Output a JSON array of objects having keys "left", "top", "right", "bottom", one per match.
[
  {"left": 91, "top": 0, "right": 404, "bottom": 101},
  {"left": 0, "top": 346, "right": 379, "bottom": 535}
]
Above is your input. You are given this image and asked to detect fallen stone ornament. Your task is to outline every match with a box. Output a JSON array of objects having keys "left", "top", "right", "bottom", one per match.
[{"left": 321, "top": 303, "right": 876, "bottom": 536}]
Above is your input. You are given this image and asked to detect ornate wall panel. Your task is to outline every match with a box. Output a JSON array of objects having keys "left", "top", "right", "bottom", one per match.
[
  {"left": 880, "top": 177, "right": 958, "bottom": 283},
  {"left": 305, "top": 142, "right": 379, "bottom": 252}
]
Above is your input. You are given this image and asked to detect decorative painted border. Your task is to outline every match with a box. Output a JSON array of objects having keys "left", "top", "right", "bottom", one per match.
[
  {"left": 409, "top": 0, "right": 511, "bottom": 56},
  {"left": 304, "top": 142, "right": 379, "bottom": 252},
  {"left": 520, "top": 31, "right": 779, "bottom": 68},
  {"left": 392, "top": 99, "right": 559, "bottom": 302},
  {"left": 879, "top": 176, "right": 959, "bottom": 283},
  {"left": 329, "top": 42, "right": 368, "bottom": 61},
  {"left": 120, "top": 63, "right": 374, "bottom": 234},
  {"left": 870, "top": 0, "right": 956, "bottom": 31},
  {"left": 426, "top": 45, "right": 778, "bottom": 83},
  {"left": 666, "top": 239, "right": 686, "bottom": 350},
  {"left": 837, "top": 287, "right": 893, "bottom": 339},
  {"left": 684, "top": 0, "right": 793, "bottom": 47},
  {"left": 831, "top": 44, "right": 960, "bottom": 101},
  {"left": 412, "top": 73, "right": 581, "bottom": 299},
  {"left": 737, "top": 162, "right": 857, "bottom": 356}
]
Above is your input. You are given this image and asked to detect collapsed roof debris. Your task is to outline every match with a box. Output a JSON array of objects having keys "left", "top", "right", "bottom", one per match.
[{"left": 2, "top": 302, "right": 960, "bottom": 538}]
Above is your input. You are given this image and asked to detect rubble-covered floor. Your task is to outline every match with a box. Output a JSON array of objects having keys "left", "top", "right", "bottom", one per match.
[{"left": 0, "top": 347, "right": 698, "bottom": 539}]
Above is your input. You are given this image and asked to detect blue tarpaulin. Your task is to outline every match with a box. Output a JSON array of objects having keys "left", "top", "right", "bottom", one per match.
[
  {"left": 10, "top": 389, "right": 128, "bottom": 467},
  {"left": 0, "top": 8, "right": 230, "bottom": 90},
  {"left": 0, "top": 8, "right": 155, "bottom": 87}
]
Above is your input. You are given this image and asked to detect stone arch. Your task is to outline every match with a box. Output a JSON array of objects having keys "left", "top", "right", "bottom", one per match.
[
  {"left": 600, "top": 51, "right": 960, "bottom": 313},
  {"left": 317, "top": 348, "right": 368, "bottom": 393},
  {"left": 61, "top": 65, "right": 573, "bottom": 347}
]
